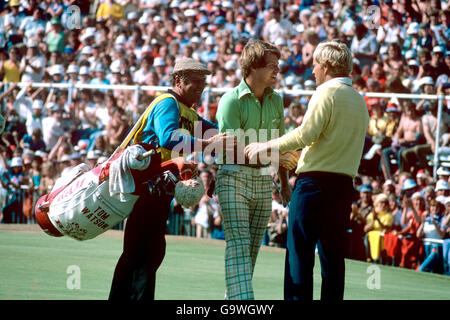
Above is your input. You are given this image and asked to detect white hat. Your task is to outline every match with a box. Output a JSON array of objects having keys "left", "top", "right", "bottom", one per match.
[
  {"left": 304, "top": 79, "right": 316, "bottom": 88},
  {"left": 27, "top": 39, "right": 38, "bottom": 47},
  {"left": 170, "top": 0, "right": 180, "bottom": 8},
  {"left": 405, "top": 50, "right": 417, "bottom": 60},
  {"left": 86, "top": 150, "right": 99, "bottom": 160},
  {"left": 408, "top": 60, "right": 420, "bottom": 67},
  {"left": 10, "top": 157, "right": 23, "bottom": 167},
  {"left": 77, "top": 139, "right": 89, "bottom": 149},
  {"left": 80, "top": 46, "right": 92, "bottom": 55},
  {"left": 50, "top": 64, "right": 64, "bottom": 76},
  {"left": 175, "top": 25, "right": 186, "bottom": 33},
  {"left": 115, "top": 35, "right": 127, "bottom": 46},
  {"left": 205, "top": 36, "right": 215, "bottom": 45},
  {"left": 60, "top": 154, "right": 71, "bottom": 163},
  {"left": 153, "top": 57, "right": 166, "bottom": 67},
  {"left": 433, "top": 46, "right": 444, "bottom": 54},
  {"left": 437, "top": 167, "right": 450, "bottom": 176},
  {"left": 79, "top": 66, "right": 90, "bottom": 75},
  {"left": 224, "top": 60, "right": 238, "bottom": 71},
  {"left": 420, "top": 76, "right": 434, "bottom": 86},
  {"left": 32, "top": 99, "right": 43, "bottom": 109},
  {"left": 184, "top": 9, "right": 196, "bottom": 17},
  {"left": 67, "top": 64, "right": 79, "bottom": 74},
  {"left": 127, "top": 12, "right": 138, "bottom": 20},
  {"left": 190, "top": 36, "right": 201, "bottom": 43},
  {"left": 435, "top": 179, "right": 449, "bottom": 191},
  {"left": 110, "top": 64, "right": 121, "bottom": 73},
  {"left": 407, "top": 22, "right": 419, "bottom": 35},
  {"left": 71, "top": 152, "right": 82, "bottom": 160},
  {"left": 153, "top": 16, "right": 163, "bottom": 22},
  {"left": 275, "top": 38, "right": 287, "bottom": 46},
  {"left": 411, "top": 192, "right": 424, "bottom": 199},
  {"left": 285, "top": 75, "right": 297, "bottom": 86},
  {"left": 222, "top": 1, "right": 233, "bottom": 8}
]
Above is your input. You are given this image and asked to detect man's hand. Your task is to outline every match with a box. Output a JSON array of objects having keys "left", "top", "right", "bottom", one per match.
[
  {"left": 280, "top": 151, "right": 300, "bottom": 170},
  {"left": 206, "top": 133, "right": 237, "bottom": 153},
  {"left": 244, "top": 141, "right": 273, "bottom": 163}
]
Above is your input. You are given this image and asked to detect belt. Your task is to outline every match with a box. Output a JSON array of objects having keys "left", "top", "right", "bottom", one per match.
[{"left": 219, "top": 164, "right": 272, "bottom": 176}]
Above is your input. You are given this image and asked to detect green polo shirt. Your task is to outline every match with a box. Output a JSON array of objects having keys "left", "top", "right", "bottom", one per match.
[{"left": 216, "top": 79, "right": 285, "bottom": 166}]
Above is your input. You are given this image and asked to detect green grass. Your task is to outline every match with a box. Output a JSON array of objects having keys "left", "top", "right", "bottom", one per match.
[{"left": 0, "top": 227, "right": 449, "bottom": 300}]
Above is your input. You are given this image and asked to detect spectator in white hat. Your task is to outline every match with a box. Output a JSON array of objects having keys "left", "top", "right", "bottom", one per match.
[
  {"left": 437, "top": 167, "right": 450, "bottom": 181},
  {"left": 19, "top": 39, "right": 46, "bottom": 82},
  {"left": 49, "top": 64, "right": 65, "bottom": 84},
  {"left": 66, "top": 64, "right": 79, "bottom": 84},
  {"left": 25, "top": 100, "right": 44, "bottom": 136},
  {"left": 435, "top": 179, "right": 450, "bottom": 198},
  {"left": 200, "top": 36, "right": 217, "bottom": 64},
  {"left": 42, "top": 103, "right": 67, "bottom": 151},
  {"left": 90, "top": 63, "right": 111, "bottom": 92}
]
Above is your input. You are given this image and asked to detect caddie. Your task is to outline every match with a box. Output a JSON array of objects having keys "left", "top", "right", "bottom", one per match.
[{"left": 109, "top": 58, "right": 235, "bottom": 300}]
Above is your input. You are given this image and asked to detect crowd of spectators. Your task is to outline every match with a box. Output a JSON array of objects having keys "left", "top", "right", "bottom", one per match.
[{"left": 0, "top": 0, "right": 450, "bottom": 275}]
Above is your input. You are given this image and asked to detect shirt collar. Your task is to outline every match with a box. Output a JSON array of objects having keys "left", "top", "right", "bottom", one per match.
[
  {"left": 316, "top": 77, "right": 352, "bottom": 91},
  {"left": 237, "top": 79, "right": 275, "bottom": 100}
]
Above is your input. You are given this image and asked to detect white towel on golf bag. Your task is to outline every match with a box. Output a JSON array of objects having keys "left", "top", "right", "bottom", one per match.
[{"left": 109, "top": 145, "right": 151, "bottom": 202}]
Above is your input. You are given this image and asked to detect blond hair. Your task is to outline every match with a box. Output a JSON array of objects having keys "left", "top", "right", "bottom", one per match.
[
  {"left": 313, "top": 40, "right": 353, "bottom": 77},
  {"left": 239, "top": 39, "right": 281, "bottom": 79}
]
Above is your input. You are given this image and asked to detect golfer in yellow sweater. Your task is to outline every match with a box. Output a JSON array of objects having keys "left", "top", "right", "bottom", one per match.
[{"left": 245, "top": 40, "right": 369, "bottom": 301}]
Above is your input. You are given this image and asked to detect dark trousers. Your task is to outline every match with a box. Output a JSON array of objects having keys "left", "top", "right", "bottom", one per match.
[
  {"left": 284, "top": 172, "right": 353, "bottom": 301},
  {"left": 109, "top": 194, "right": 171, "bottom": 300}
]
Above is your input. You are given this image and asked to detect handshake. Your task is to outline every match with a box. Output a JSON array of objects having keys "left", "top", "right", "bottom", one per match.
[{"left": 206, "top": 134, "right": 300, "bottom": 170}]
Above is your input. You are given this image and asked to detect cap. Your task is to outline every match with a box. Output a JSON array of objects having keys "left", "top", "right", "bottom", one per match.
[
  {"left": 213, "top": 16, "right": 226, "bottom": 25},
  {"left": 420, "top": 76, "right": 435, "bottom": 86},
  {"left": 432, "top": 46, "right": 444, "bottom": 54},
  {"left": 9, "top": 0, "right": 20, "bottom": 7},
  {"left": 358, "top": 184, "right": 373, "bottom": 193},
  {"left": 436, "top": 166, "right": 450, "bottom": 176},
  {"left": 32, "top": 100, "right": 43, "bottom": 109},
  {"left": 77, "top": 139, "right": 89, "bottom": 149},
  {"left": 60, "top": 154, "right": 71, "bottom": 163},
  {"left": 153, "top": 57, "right": 166, "bottom": 67},
  {"left": 405, "top": 50, "right": 417, "bottom": 60},
  {"left": 224, "top": 60, "right": 238, "bottom": 71},
  {"left": 67, "top": 64, "right": 79, "bottom": 74},
  {"left": 79, "top": 66, "right": 90, "bottom": 75},
  {"left": 435, "top": 179, "right": 449, "bottom": 191},
  {"left": 205, "top": 36, "right": 215, "bottom": 45},
  {"left": 402, "top": 178, "right": 417, "bottom": 190},
  {"left": 416, "top": 169, "right": 426, "bottom": 178},
  {"left": 87, "top": 150, "right": 99, "bottom": 160},
  {"left": 50, "top": 64, "right": 64, "bottom": 76},
  {"left": 304, "top": 80, "right": 316, "bottom": 88},
  {"left": 411, "top": 192, "right": 424, "bottom": 199},
  {"left": 10, "top": 157, "right": 23, "bottom": 167},
  {"left": 80, "top": 46, "right": 92, "bottom": 55},
  {"left": 407, "top": 22, "right": 419, "bottom": 35},
  {"left": 383, "top": 179, "right": 394, "bottom": 186},
  {"left": 71, "top": 152, "right": 82, "bottom": 160},
  {"left": 172, "top": 58, "right": 211, "bottom": 75}
]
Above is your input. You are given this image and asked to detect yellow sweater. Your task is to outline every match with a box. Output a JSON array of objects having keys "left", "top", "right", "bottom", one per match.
[{"left": 276, "top": 77, "right": 369, "bottom": 178}]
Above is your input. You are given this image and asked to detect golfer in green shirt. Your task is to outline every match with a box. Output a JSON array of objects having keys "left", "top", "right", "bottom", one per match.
[{"left": 215, "top": 39, "right": 296, "bottom": 300}]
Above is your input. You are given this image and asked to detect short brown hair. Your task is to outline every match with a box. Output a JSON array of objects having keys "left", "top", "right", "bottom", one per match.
[{"left": 239, "top": 39, "right": 280, "bottom": 79}]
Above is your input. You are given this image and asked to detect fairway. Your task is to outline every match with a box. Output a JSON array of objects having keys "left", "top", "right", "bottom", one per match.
[{"left": 0, "top": 225, "right": 449, "bottom": 300}]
